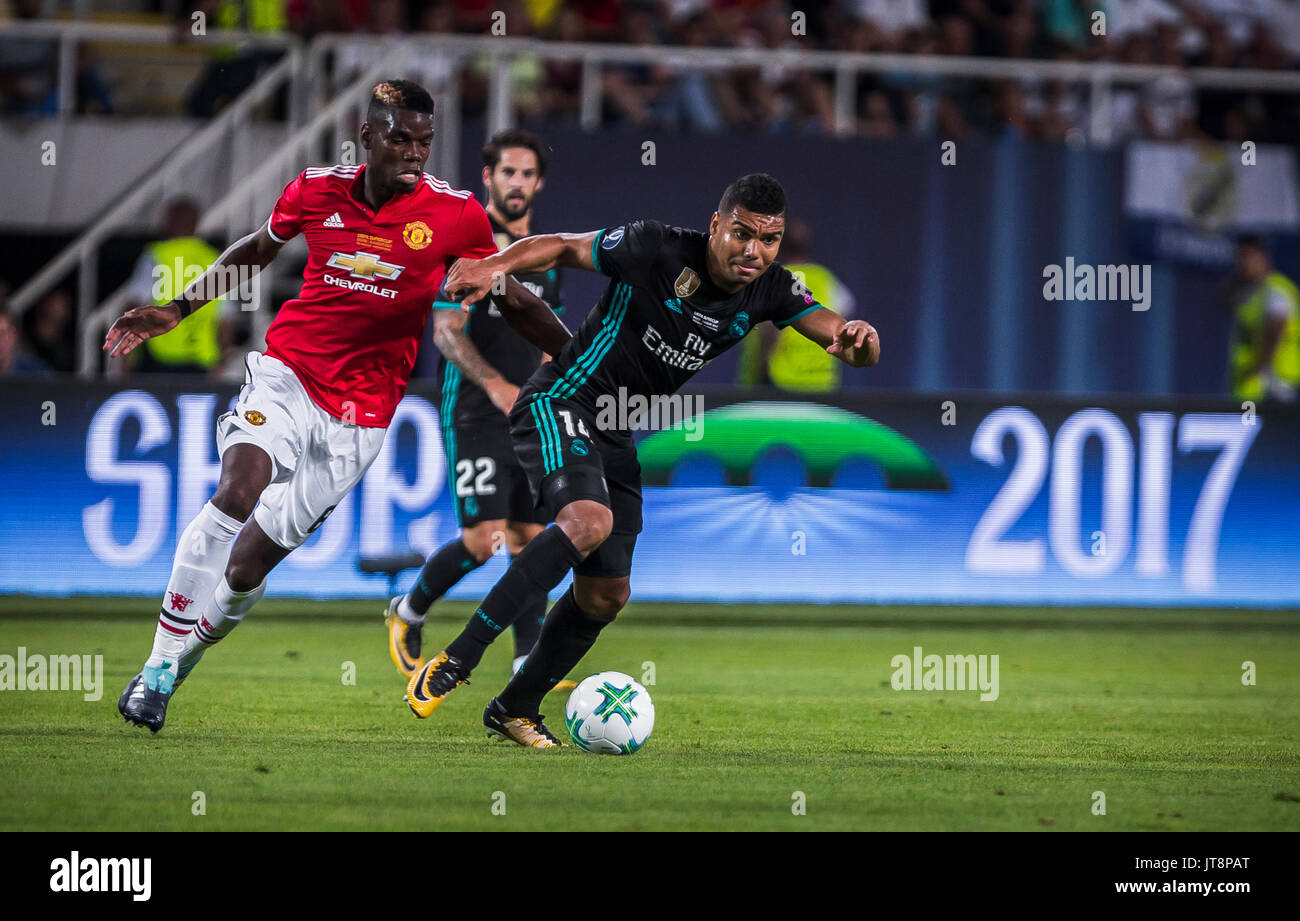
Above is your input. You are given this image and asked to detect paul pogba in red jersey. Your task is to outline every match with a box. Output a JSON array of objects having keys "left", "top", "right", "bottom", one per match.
[{"left": 103, "top": 78, "right": 571, "bottom": 733}]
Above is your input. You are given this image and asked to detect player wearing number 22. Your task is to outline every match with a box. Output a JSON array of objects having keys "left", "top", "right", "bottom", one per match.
[
  {"left": 409, "top": 173, "right": 881, "bottom": 747},
  {"left": 105, "top": 80, "right": 565, "bottom": 733}
]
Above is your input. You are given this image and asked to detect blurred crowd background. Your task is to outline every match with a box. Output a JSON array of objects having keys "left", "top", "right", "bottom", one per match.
[
  {"left": 3, "top": 0, "right": 1299, "bottom": 143},
  {"left": 1, "top": 1, "right": 1297, "bottom": 398}
]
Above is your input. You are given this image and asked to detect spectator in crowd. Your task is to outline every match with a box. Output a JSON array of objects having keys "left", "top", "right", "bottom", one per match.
[
  {"left": 539, "top": 6, "right": 588, "bottom": 123},
  {"left": 334, "top": 0, "right": 409, "bottom": 88},
  {"left": 1143, "top": 22, "right": 1200, "bottom": 139},
  {"left": 653, "top": 10, "right": 739, "bottom": 133},
  {"left": 0, "top": 0, "right": 56, "bottom": 115},
  {"left": 1195, "top": 20, "right": 1248, "bottom": 138},
  {"left": 992, "top": 79, "right": 1031, "bottom": 136},
  {"left": 1262, "top": 0, "right": 1300, "bottom": 64},
  {"left": 997, "top": 1, "right": 1041, "bottom": 58},
  {"left": 742, "top": 2, "right": 836, "bottom": 133},
  {"left": 184, "top": 0, "right": 289, "bottom": 117},
  {"left": 601, "top": 5, "right": 674, "bottom": 127},
  {"left": 1224, "top": 235, "right": 1300, "bottom": 403},
  {"left": 1030, "top": 77, "right": 1088, "bottom": 142},
  {"left": 332, "top": 0, "right": 461, "bottom": 122},
  {"left": 292, "top": 0, "right": 362, "bottom": 35},
  {"left": 844, "top": 0, "right": 931, "bottom": 51},
  {"left": 124, "top": 198, "right": 236, "bottom": 375},
  {"left": 4, "top": 0, "right": 1300, "bottom": 143},
  {"left": 1043, "top": 0, "right": 1102, "bottom": 54},
  {"left": 0, "top": 309, "right": 49, "bottom": 376},
  {"left": 23, "top": 289, "right": 74, "bottom": 373},
  {"left": 860, "top": 88, "right": 901, "bottom": 135}
]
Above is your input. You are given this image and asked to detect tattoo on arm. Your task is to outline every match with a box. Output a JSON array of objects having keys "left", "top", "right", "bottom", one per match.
[{"left": 433, "top": 311, "right": 505, "bottom": 389}]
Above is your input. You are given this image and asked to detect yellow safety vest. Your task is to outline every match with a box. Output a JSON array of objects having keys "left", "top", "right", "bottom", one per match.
[
  {"left": 768, "top": 262, "right": 841, "bottom": 393},
  {"left": 216, "top": 0, "right": 287, "bottom": 33},
  {"left": 211, "top": 0, "right": 287, "bottom": 60},
  {"left": 143, "top": 237, "right": 224, "bottom": 369},
  {"left": 1230, "top": 271, "right": 1300, "bottom": 400}
]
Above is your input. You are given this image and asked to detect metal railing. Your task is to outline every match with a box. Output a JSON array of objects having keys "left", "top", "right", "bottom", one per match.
[
  {"left": 77, "top": 43, "right": 412, "bottom": 378},
  {"left": 7, "top": 43, "right": 302, "bottom": 357},
  {"left": 0, "top": 19, "right": 300, "bottom": 117},
  {"left": 333, "top": 33, "right": 1300, "bottom": 138}
]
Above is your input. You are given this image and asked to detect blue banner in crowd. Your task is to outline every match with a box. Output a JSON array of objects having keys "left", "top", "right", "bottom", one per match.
[{"left": 1, "top": 380, "right": 1296, "bottom": 607}]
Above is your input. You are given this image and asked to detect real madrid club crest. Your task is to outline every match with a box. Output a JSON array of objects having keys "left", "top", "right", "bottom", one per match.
[
  {"left": 729, "top": 311, "right": 751, "bottom": 339},
  {"left": 403, "top": 220, "right": 432, "bottom": 250},
  {"left": 674, "top": 267, "right": 701, "bottom": 298}
]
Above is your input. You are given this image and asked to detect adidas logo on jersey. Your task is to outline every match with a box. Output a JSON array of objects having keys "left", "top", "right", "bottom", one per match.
[{"left": 323, "top": 212, "right": 345, "bottom": 228}]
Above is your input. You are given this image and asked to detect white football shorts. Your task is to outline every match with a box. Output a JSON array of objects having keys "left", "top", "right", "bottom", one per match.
[{"left": 216, "top": 351, "right": 387, "bottom": 550}]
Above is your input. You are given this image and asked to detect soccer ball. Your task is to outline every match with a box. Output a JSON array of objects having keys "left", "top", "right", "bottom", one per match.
[{"left": 564, "top": 671, "right": 655, "bottom": 755}]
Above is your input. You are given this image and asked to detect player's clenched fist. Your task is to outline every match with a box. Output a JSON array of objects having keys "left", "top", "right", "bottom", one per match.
[
  {"left": 444, "top": 256, "right": 501, "bottom": 310},
  {"left": 103, "top": 303, "right": 182, "bottom": 357},
  {"left": 826, "top": 319, "right": 879, "bottom": 367}
]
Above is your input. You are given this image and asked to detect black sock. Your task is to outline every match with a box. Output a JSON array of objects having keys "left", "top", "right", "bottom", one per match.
[
  {"left": 498, "top": 586, "right": 610, "bottom": 717},
  {"left": 407, "top": 539, "right": 482, "bottom": 616},
  {"left": 445, "top": 526, "right": 583, "bottom": 670},
  {"left": 510, "top": 552, "right": 546, "bottom": 659}
]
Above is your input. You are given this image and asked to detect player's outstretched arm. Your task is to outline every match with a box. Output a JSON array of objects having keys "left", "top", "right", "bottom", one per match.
[
  {"left": 790, "top": 307, "right": 880, "bottom": 368},
  {"left": 490, "top": 276, "right": 574, "bottom": 358},
  {"left": 432, "top": 307, "right": 520, "bottom": 415},
  {"left": 444, "top": 232, "right": 598, "bottom": 306},
  {"left": 104, "top": 223, "right": 284, "bottom": 358}
]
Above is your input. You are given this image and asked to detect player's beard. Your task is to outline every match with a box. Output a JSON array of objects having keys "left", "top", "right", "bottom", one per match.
[{"left": 493, "top": 189, "right": 532, "bottom": 221}]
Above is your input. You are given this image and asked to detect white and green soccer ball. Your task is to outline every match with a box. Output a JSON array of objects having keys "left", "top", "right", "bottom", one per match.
[{"left": 564, "top": 671, "right": 654, "bottom": 755}]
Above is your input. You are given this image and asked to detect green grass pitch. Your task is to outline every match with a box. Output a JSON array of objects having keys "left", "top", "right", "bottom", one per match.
[{"left": 1, "top": 596, "right": 1297, "bottom": 831}]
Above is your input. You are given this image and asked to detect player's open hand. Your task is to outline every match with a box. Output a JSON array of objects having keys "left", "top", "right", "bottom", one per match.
[
  {"left": 827, "top": 320, "right": 879, "bottom": 367},
  {"left": 103, "top": 304, "right": 181, "bottom": 357},
  {"left": 445, "top": 256, "right": 501, "bottom": 310}
]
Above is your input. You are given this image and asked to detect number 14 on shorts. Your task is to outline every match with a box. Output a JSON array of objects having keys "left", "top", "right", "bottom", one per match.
[{"left": 557, "top": 409, "right": 590, "bottom": 438}]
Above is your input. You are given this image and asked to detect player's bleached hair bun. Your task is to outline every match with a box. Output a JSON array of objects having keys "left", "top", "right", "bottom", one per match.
[{"left": 368, "top": 79, "right": 435, "bottom": 118}]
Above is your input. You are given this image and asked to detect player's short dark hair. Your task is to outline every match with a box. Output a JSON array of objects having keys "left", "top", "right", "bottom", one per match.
[
  {"left": 718, "top": 173, "right": 787, "bottom": 219},
  {"left": 165, "top": 196, "right": 199, "bottom": 216},
  {"left": 482, "top": 129, "right": 548, "bottom": 177},
  {"left": 367, "top": 79, "right": 435, "bottom": 123},
  {"left": 1237, "top": 233, "right": 1269, "bottom": 255}
]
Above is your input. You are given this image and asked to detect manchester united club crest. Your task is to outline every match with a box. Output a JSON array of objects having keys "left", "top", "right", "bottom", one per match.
[
  {"left": 403, "top": 220, "right": 433, "bottom": 251},
  {"left": 674, "top": 267, "right": 700, "bottom": 298},
  {"left": 244, "top": 410, "right": 267, "bottom": 426}
]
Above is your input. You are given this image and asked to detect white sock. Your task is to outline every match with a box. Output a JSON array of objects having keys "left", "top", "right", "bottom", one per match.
[
  {"left": 146, "top": 502, "right": 243, "bottom": 675},
  {"left": 177, "top": 576, "right": 266, "bottom": 680},
  {"left": 397, "top": 594, "right": 423, "bottom": 626}
]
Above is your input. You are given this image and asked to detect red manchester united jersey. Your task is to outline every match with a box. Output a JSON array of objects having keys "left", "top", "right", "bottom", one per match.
[{"left": 263, "top": 163, "right": 496, "bottom": 427}]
